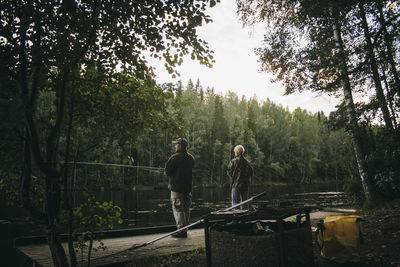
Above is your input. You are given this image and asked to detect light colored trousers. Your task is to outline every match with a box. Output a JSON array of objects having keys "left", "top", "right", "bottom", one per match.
[{"left": 170, "top": 191, "right": 192, "bottom": 232}]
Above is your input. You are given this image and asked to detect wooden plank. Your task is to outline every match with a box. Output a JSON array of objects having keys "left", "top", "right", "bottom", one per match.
[{"left": 17, "top": 229, "right": 205, "bottom": 266}]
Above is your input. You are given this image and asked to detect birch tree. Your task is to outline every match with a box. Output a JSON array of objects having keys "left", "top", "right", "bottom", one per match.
[{"left": 235, "top": 0, "right": 397, "bottom": 200}]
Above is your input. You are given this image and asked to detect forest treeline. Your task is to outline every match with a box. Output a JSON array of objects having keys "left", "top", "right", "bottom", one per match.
[{"left": 133, "top": 80, "right": 355, "bottom": 187}]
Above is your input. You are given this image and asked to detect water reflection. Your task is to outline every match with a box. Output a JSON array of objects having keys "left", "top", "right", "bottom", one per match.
[{"left": 88, "top": 183, "right": 348, "bottom": 229}]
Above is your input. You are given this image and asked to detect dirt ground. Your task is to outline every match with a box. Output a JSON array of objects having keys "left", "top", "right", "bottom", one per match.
[
  {"left": 347, "top": 198, "right": 400, "bottom": 267},
  {"left": 152, "top": 199, "right": 400, "bottom": 267}
]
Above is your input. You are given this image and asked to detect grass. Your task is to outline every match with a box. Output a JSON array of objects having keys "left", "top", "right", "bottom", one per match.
[{"left": 130, "top": 247, "right": 206, "bottom": 267}]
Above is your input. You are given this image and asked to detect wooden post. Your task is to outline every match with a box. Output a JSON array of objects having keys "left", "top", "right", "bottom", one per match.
[
  {"left": 296, "top": 214, "right": 302, "bottom": 228},
  {"left": 305, "top": 212, "right": 311, "bottom": 229},
  {"left": 136, "top": 161, "right": 139, "bottom": 185},
  {"left": 204, "top": 218, "right": 212, "bottom": 267},
  {"left": 277, "top": 218, "right": 286, "bottom": 267},
  {"left": 73, "top": 163, "right": 77, "bottom": 207}
]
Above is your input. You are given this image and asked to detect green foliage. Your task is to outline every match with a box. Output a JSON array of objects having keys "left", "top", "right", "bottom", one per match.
[
  {"left": 0, "top": 86, "right": 24, "bottom": 191},
  {"left": 160, "top": 247, "right": 206, "bottom": 266},
  {"left": 74, "top": 194, "right": 123, "bottom": 233},
  {"left": 1, "top": 1, "right": 219, "bottom": 265},
  {"left": 374, "top": 172, "right": 400, "bottom": 198},
  {"left": 236, "top": 0, "right": 400, "bottom": 202},
  {"left": 135, "top": 247, "right": 206, "bottom": 267},
  {"left": 365, "top": 129, "right": 400, "bottom": 199},
  {"left": 0, "top": 0, "right": 217, "bottom": 79},
  {"left": 0, "top": 171, "right": 45, "bottom": 213},
  {"left": 125, "top": 81, "right": 357, "bottom": 188},
  {"left": 343, "top": 174, "right": 366, "bottom": 207},
  {"left": 0, "top": 173, "right": 20, "bottom": 207},
  {"left": 73, "top": 194, "right": 123, "bottom": 264}
]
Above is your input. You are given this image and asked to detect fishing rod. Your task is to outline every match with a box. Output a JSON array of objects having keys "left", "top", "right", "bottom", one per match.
[
  {"left": 129, "top": 191, "right": 266, "bottom": 250},
  {"left": 63, "top": 161, "right": 164, "bottom": 171}
]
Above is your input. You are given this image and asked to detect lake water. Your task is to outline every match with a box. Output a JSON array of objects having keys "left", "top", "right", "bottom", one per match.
[
  {"left": 0, "top": 182, "right": 348, "bottom": 236},
  {"left": 88, "top": 183, "right": 348, "bottom": 229}
]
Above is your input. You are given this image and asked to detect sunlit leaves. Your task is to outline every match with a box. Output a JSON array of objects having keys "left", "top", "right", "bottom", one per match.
[
  {"left": 73, "top": 67, "right": 178, "bottom": 148},
  {"left": 73, "top": 194, "right": 123, "bottom": 254},
  {"left": 1, "top": 0, "right": 218, "bottom": 86}
]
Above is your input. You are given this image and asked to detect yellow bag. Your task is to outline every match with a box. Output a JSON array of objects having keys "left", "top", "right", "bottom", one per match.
[{"left": 316, "top": 215, "right": 364, "bottom": 263}]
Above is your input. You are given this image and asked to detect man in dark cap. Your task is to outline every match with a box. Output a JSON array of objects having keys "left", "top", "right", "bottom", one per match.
[{"left": 165, "top": 138, "right": 195, "bottom": 238}]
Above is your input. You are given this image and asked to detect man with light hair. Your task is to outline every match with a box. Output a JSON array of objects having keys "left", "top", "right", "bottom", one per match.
[
  {"left": 165, "top": 138, "right": 195, "bottom": 238},
  {"left": 227, "top": 145, "right": 254, "bottom": 209}
]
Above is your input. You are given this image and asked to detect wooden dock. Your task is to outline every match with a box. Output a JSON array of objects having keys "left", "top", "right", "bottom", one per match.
[
  {"left": 17, "top": 228, "right": 205, "bottom": 266},
  {"left": 15, "top": 210, "right": 348, "bottom": 266}
]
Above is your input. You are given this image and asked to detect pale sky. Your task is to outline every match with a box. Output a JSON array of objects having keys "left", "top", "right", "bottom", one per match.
[{"left": 148, "top": 1, "right": 340, "bottom": 115}]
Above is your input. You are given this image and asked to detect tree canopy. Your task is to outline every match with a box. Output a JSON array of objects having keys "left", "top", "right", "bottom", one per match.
[
  {"left": 0, "top": 1, "right": 218, "bottom": 266},
  {"left": 236, "top": 0, "right": 400, "bottom": 202}
]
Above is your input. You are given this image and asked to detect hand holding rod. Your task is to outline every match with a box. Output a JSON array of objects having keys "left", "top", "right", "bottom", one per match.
[{"left": 222, "top": 191, "right": 266, "bottom": 211}]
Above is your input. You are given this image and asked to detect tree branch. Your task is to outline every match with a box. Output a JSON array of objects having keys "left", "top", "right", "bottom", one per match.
[
  {"left": 319, "top": 59, "right": 369, "bottom": 92},
  {"left": 21, "top": 129, "right": 46, "bottom": 223},
  {"left": 72, "top": 0, "right": 99, "bottom": 67}
]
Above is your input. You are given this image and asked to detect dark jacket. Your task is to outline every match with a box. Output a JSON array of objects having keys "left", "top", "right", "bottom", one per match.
[
  {"left": 165, "top": 150, "right": 195, "bottom": 193},
  {"left": 227, "top": 155, "right": 253, "bottom": 189}
]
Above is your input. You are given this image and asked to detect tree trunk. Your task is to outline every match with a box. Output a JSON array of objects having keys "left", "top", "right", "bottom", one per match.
[
  {"left": 47, "top": 228, "right": 69, "bottom": 267},
  {"left": 330, "top": 3, "right": 372, "bottom": 201},
  {"left": 21, "top": 129, "right": 68, "bottom": 267},
  {"left": 20, "top": 69, "right": 70, "bottom": 267},
  {"left": 21, "top": 129, "right": 46, "bottom": 220},
  {"left": 377, "top": 1, "right": 400, "bottom": 98},
  {"left": 87, "top": 237, "right": 94, "bottom": 267},
  {"left": 22, "top": 73, "right": 70, "bottom": 267},
  {"left": 45, "top": 172, "right": 69, "bottom": 267},
  {"left": 359, "top": 2, "right": 394, "bottom": 129},
  {"left": 63, "top": 85, "right": 77, "bottom": 267},
  {"left": 381, "top": 67, "right": 399, "bottom": 128}
]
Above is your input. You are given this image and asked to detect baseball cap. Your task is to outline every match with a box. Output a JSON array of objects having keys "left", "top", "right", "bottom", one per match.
[{"left": 172, "top": 138, "right": 188, "bottom": 147}]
